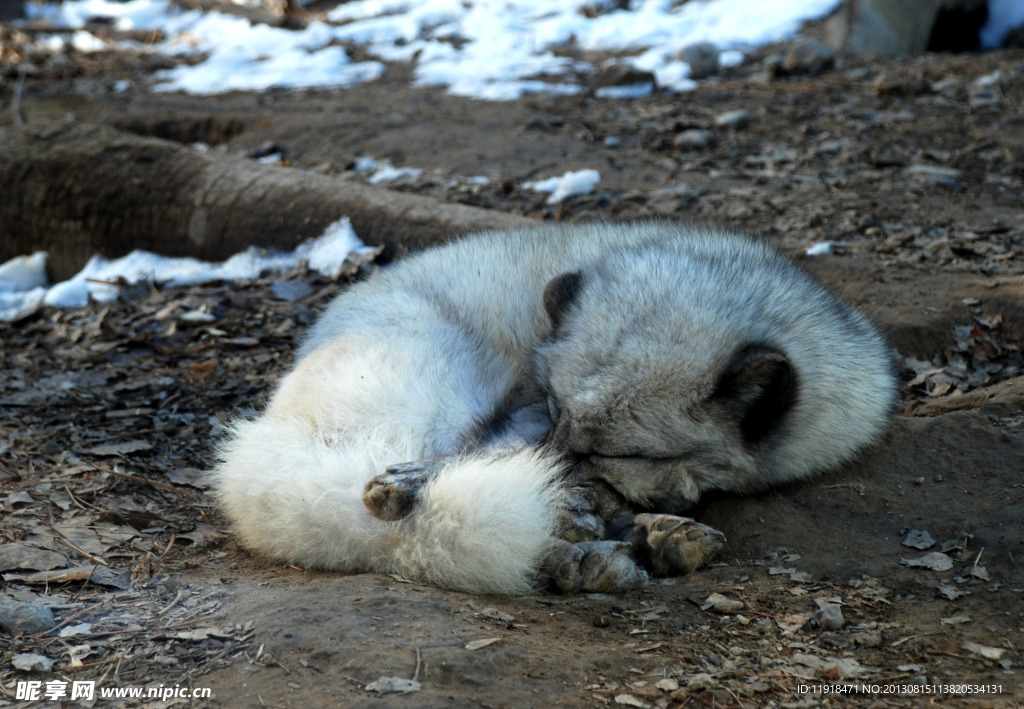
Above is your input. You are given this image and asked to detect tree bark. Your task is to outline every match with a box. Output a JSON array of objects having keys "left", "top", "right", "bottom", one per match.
[{"left": 0, "top": 120, "right": 534, "bottom": 281}]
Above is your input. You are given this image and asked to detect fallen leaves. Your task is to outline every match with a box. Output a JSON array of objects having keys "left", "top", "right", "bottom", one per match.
[{"left": 1, "top": 260, "right": 365, "bottom": 690}]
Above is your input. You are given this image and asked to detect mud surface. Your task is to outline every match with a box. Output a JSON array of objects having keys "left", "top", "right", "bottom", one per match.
[{"left": 2, "top": 22, "right": 1024, "bottom": 708}]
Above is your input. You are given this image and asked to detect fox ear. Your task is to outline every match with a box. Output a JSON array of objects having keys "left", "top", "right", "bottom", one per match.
[
  {"left": 713, "top": 344, "right": 796, "bottom": 443},
  {"left": 542, "top": 271, "right": 583, "bottom": 329}
]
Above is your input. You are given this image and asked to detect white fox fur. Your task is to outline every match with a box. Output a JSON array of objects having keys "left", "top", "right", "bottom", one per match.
[{"left": 213, "top": 222, "right": 896, "bottom": 594}]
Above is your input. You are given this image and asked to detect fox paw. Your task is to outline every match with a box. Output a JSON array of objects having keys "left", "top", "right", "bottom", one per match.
[
  {"left": 542, "top": 539, "right": 648, "bottom": 594},
  {"left": 625, "top": 513, "right": 725, "bottom": 576},
  {"left": 554, "top": 486, "right": 606, "bottom": 543},
  {"left": 362, "top": 460, "right": 441, "bottom": 520}
]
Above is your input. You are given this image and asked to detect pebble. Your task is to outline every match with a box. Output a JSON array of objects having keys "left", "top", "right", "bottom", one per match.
[
  {"left": 603, "top": 136, "right": 620, "bottom": 148},
  {"left": 590, "top": 63, "right": 656, "bottom": 91},
  {"left": 0, "top": 601, "right": 56, "bottom": 635},
  {"left": 673, "top": 129, "right": 714, "bottom": 149},
  {"left": 714, "top": 109, "right": 752, "bottom": 129},
  {"left": 781, "top": 38, "right": 835, "bottom": 76},
  {"left": 815, "top": 604, "right": 845, "bottom": 631},
  {"left": 676, "top": 41, "right": 720, "bottom": 79}
]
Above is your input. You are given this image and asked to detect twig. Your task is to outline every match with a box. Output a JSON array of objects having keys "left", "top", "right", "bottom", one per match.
[
  {"left": 70, "top": 563, "right": 101, "bottom": 602},
  {"left": 12, "top": 65, "right": 27, "bottom": 126},
  {"left": 64, "top": 484, "right": 101, "bottom": 512},
  {"left": 51, "top": 532, "right": 108, "bottom": 567},
  {"left": 51, "top": 656, "right": 121, "bottom": 673},
  {"left": 89, "top": 461, "right": 198, "bottom": 500},
  {"left": 155, "top": 587, "right": 184, "bottom": 617},
  {"left": 35, "top": 599, "right": 106, "bottom": 639},
  {"left": 152, "top": 533, "right": 176, "bottom": 569}
]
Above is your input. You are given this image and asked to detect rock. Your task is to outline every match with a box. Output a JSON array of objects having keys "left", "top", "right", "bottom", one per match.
[
  {"left": 676, "top": 42, "right": 720, "bottom": 80},
  {"left": 780, "top": 39, "right": 835, "bottom": 76},
  {"left": 824, "top": 0, "right": 988, "bottom": 55},
  {"left": 673, "top": 129, "right": 714, "bottom": 149},
  {"left": 687, "top": 673, "right": 715, "bottom": 691},
  {"left": 0, "top": 601, "right": 56, "bottom": 634},
  {"left": 714, "top": 109, "right": 752, "bottom": 130},
  {"left": 815, "top": 604, "right": 845, "bottom": 631},
  {"left": 590, "top": 63, "right": 656, "bottom": 92}
]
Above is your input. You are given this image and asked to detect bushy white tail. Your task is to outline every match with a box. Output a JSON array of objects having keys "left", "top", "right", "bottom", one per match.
[{"left": 214, "top": 412, "right": 564, "bottom": 593}]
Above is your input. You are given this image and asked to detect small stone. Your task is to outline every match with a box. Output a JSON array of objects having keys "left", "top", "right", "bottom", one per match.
[
  {"left": 714, "top": 109, "right": 752, "bottom": 130},
  {"left": 673, "top": 129, "right": 714, "bottom": 149},
  {"left": 603, "top": 136, "right": 620, "bottom": 148},
  {"left": 780, "top": 38, "right": 835, "bottom": 76},
  {"left": 687, "top": 673, "right": 715, "bottom": 691},
  {"left": 676, "top": 42, "right": 720, "bottom": 79},
  {"left": 815, "top": 604, "right": 844, "bottom": 631},
  {"left": 655, "top": 678, "right": 679, "bottom": 691},
  {"left": 0, "top": 601, "right": 56, "bottom": 635},
  {"left": 591, "top": 63, "right": 656, "bottom": 92}
]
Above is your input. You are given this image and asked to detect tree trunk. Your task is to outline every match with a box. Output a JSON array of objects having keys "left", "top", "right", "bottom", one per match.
[{"left": 0, "top": 120, "right": 534, "bottom": 281}]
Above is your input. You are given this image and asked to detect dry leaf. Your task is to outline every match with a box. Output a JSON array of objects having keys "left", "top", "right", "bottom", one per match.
[
  {"left": 962, "top": 641, "right": 1006, "bottom": 660},
  {"left": 365, "top": 677, "right": 422, "bottom": 695},
  {"left": 465, "top": 637, "right": 501, "bottom": 651},
  {"left": 901, "top": 552, "right": 954, "bottom": 571}
]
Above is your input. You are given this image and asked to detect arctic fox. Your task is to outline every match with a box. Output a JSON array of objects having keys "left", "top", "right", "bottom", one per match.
[{"left": 214, "top": 222, "right": 896, "bottom": 594}]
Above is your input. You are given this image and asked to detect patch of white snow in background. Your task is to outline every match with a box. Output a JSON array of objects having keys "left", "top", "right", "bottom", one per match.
[
  {"left": 0, "top": 219, "right": 367, "bottom": 319},
  {"left": 22, "top": 0, "right": 841, "bottom": 99},
  {"left": 0, "top": 253, "right": 49, "bottom": 321},
  {"left": 523, "top": 169, "right": 601, "bottom": 204},
  {"left": 351, "top": 157, "right": 423, "bottom": 184}
]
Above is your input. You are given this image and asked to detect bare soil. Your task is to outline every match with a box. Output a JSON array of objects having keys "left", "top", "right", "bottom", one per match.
[{"left": 2, "top": 19, "right": 1024, "bottom": 708}]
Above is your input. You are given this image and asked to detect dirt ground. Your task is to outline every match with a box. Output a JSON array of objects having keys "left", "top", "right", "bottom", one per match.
[{"left": 2, "top": 14, "right": 1024, "bottom": 708}]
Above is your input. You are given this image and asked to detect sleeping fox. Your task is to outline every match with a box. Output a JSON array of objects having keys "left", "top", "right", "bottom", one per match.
[{"left": 213, "top": 222, "right": 896, "bottom": 593}]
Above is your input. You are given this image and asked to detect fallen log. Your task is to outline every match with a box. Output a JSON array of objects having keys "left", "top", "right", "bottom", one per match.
[{"left": 0, "top": 120, "right": 534, "bottom": 281}]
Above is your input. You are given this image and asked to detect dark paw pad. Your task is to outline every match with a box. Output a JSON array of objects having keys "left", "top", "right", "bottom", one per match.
[
  {"left": 362, "top": 460, "right": 441, "bottom": 520},
  {"left": 631, "top": 513, "right": 726, "bottom": 576}
]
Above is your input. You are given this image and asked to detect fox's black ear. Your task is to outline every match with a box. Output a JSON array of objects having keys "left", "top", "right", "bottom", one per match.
[
  {"left": 542, "top": 271, "right": 583, "bottom": 329},
  {"left": 713, "top": 344, "right": 796, "bottom": 443}
]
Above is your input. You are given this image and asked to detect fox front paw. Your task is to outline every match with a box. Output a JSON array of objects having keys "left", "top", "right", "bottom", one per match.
[
  {"left": 541, "top": 539, "right": 648, "bottom": 594},
  {"left": 362, "top": 460, "right": 442, "bottom": 520},
  {"left": 554, "top": 486, "right": 606, "bottom": 543},
  {"left": 622, "top": 513, "right": 726, "bottom": 576}
]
